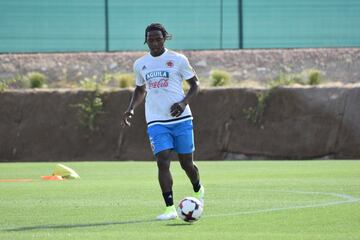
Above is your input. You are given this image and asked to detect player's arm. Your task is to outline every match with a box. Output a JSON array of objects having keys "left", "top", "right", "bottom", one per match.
[
  {"left": 121, "top": 85, "right": 146, "bottom": 127},
  {"left": 170, "top": 76, "right": 200, "bottom": 117}
]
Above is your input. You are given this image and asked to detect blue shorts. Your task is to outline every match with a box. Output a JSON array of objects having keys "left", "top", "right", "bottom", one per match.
[{"left": 147, "top": 120, "right": 195, "bottom": 156}]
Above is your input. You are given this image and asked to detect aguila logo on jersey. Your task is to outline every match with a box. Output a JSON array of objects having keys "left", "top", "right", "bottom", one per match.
[{"left": 145, "top": 71, "right": 169, "bottom": 81}]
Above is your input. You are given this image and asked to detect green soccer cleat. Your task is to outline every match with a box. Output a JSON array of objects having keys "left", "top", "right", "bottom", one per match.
[
  {"left": 156, "top": 205, "right": 178, "bottom": 221},
  {"left": 193, "top": 185, "right": 205, "bottom": 206}
]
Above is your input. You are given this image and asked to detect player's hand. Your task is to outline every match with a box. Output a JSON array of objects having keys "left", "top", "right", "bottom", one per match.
[
  {"left": 170, "top": 101, "right": 187, "bottom": 117},
  {"left": 121, "top": 109, "right": 134, "bottom": 127}
]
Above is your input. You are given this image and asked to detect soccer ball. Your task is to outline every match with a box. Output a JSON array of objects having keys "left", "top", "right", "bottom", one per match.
[{"left": 177, "top": 197, "right": 203, "bottom": 222}]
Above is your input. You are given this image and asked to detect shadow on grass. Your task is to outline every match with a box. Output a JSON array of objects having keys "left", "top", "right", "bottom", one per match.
[
  {"left": 166, "top": 223, "right": 193, "bottom": 227},
  {"left": 5, "top": 219, "right": 157, "bottom": 232}
]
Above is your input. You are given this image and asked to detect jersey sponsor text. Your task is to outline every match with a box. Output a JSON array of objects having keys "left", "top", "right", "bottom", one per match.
[{"left": 145, "top": 71, "right": 169, "bottom": 81}]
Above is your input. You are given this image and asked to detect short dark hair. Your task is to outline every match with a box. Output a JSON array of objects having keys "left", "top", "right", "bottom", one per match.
[{"left": 144, "top": 23, "right": 172, "bottom": 44}]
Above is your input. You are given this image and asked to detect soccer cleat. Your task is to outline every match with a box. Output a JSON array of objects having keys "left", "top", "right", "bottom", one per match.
[
  {"left": 193, "top": 185, "right": 205, "bottom": 205},
  {"left": 156, "top": 205, "right": 178, "bottom": 220}
]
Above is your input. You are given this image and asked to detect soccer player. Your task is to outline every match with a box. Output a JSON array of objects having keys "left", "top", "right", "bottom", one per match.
[{"left": 121, "top": 23, "right": 204, "bottom": 220}]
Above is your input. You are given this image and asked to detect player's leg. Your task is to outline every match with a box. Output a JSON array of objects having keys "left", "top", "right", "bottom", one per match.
[
  {"left": 156, "top": 149, "right": 174, "bottom": 205},
  {"left": 147, "top": 124, "right": 177, "bottom": 220},
  {"left": 155, "top": 149, "right": 177, "bottom": 220},
  {"left": 173, "top": 120, "right": 205, "bottom": 204},
  {"left": 178, "top": 153, "right": 204, "bottom": 205},
  {"left": 178, "top": 153, "right": 199, "bottom": 188}
]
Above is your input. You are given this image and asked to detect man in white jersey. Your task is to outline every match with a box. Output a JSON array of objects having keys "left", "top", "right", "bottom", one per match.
[{"left": 121, "top": 23, "right": 204, "bottom": 220}]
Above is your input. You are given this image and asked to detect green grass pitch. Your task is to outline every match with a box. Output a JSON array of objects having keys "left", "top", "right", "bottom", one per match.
[{"left": 0, "top": 161, "right": 359, "bottom": 240}]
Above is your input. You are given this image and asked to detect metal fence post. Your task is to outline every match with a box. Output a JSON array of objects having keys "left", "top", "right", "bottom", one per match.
[
  {"left": 238, "top": 0, "right": 243, "bottom": 49},
  {"left": 105, "top": 0, "right": 109, "bottom": 52}
]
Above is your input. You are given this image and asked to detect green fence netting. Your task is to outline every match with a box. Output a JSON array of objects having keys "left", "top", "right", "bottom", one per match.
[{"left": 0, "top": 0, "right": 358, "bottom": 52}]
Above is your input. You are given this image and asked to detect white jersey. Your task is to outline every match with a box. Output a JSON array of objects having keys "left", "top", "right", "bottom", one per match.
[{"left": 134, "top": 49, "right": 196, "bottom": 126}]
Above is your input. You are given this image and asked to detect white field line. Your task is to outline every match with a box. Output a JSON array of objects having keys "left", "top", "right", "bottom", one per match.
[
  {"left": 4, "top": 190, "right": 358, "bottom": 230},
  {"left": 206, "top": 190, "right": 360, "bottom": 218}
]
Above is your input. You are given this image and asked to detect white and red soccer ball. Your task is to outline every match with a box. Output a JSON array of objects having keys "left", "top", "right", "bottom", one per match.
[{"left": 177, "top": 197, "right": 203, "bottom": 222}]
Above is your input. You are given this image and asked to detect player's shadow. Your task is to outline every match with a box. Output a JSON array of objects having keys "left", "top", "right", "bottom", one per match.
[
  {"left": 166, "top": 223, "right": 193, "bottom": 227},
  {"left": 5, "top": 219, "right": 157, "bottom": 232}
]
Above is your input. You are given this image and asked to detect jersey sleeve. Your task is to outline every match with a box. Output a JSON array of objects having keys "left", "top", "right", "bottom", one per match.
[
  {"left": 179, "top": 54, "right": 196, "bottom": 80},
  {"left": 133, "top": 61, "right": 145, "bottom": 86}
]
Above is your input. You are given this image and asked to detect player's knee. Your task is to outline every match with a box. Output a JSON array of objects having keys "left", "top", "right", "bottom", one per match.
[
  {"left": 157, "top": 159, "right": 170, "bottom": 171},
  {"left": 156, "top": 152, "right": 171, "bottom": 170},
  {"left": 180, "top": 160, "right": 193, "bottom": 172}
]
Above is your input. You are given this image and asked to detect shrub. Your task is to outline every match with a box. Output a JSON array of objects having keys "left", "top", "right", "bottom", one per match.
[
  {"left": 270, "top": 70, "right": 324, "bottom": 87},
  {"left": 307, "top": 69, "right": 323, "bottom": 85},
  {"left": 113, "top": 73, "right": 134, "bottom": 88},
  {"left": 269, "top": 73, "right": 304, "bottom": 88},
  {"left": 0, "top": 74, "right": 32, "bottom": 89},
  {"left": 210, "top": 69, "right": 231, "bottom": 87},
  {"left": 243, "top": 69, "right": 325, "bottom": 126},
  {"left": 73, "top": 92, "right": 104, "bottom": 132},
  {"left": 0, "top": 80, "right": 7, "bottom": 92},
  {"left": 78, "top": 95, "right": 104, "bottom": 131},
  {"left": 79, "top": 76, "right": 99, "bottom": 90},
  {"left": 27, "top": 72, "right": 47, "bottom": 88},
  {"left": 75, "top": 75, "right": 107, "bottom": 131},
  {"left": 243, "top": 90, "right": 271, "bottom": 125}
]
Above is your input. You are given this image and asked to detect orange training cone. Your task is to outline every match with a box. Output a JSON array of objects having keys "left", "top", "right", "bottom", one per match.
[{"left": 41, "top": 175, "right": 64, "bottom": 181}]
